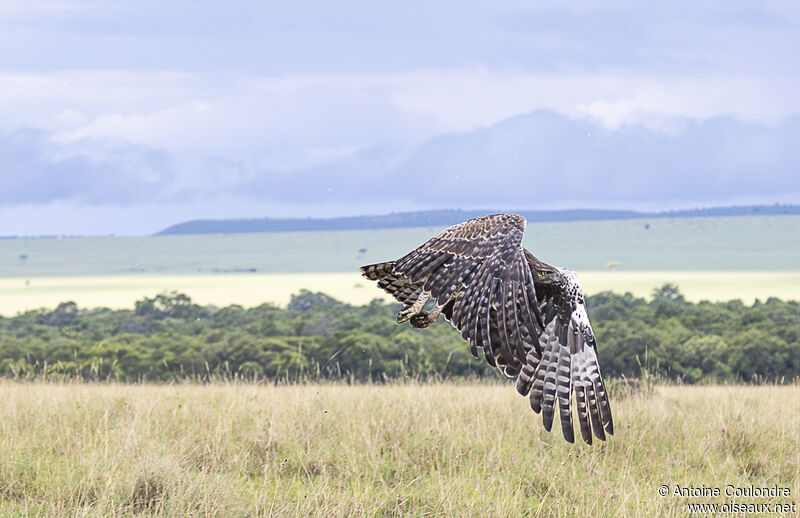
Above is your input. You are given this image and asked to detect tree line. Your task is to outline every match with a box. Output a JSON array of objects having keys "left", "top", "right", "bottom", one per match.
[{"left": 0, "top": 286, "right": 797, "bottom": 383}]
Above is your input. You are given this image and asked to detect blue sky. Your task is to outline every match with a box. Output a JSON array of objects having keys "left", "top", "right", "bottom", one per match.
[{"left": 1, "top": 1, "right": 799, "bottom": 235}]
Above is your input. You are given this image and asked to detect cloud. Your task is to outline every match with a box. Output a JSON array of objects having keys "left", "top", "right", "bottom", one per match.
[
  {"left": 11, "top": 106, "right": 793, "bottom": 217},
  {"left": 1, "top": 2, "right": 800, "bottom": 235},
  {"left": 221, "top": 111, "right": 800, "bottom": 210},
  {"left": 0, "top": 128, "right": 175, "bottom": 205},
  {"left": 4, "top": 68, "right": 794, "bottom": 183},
  {"left": 2, "top": 111, "right": 799, "bottom": 236}
]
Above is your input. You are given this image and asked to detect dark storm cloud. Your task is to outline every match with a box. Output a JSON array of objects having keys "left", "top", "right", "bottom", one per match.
[{"left": 0, "top": 128, "right": 175, "bottom": 205}]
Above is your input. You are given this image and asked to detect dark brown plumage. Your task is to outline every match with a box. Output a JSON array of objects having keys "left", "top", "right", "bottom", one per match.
[{"left": 360, "top": 213, "right": 613, "bottom": 444}]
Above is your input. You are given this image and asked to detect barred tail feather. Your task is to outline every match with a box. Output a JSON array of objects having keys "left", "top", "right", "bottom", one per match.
[
  {"left": 583, "top": 352, "right": 608, "bottom": 441},
  {"left": 586, "top": 378, "right": 607, "bottom": 441},
  {"left": 570, "top": 346, "right": 593, "bottom": 445},
  {"left": 480, "top": 307, "right": 497, "bottom": 368},
  {"left": 595, "top": 374, "right": 614, "bottom": 435},
  {"left": 557, "top": 325, "right": 574, "bottom": 443},
  {"left": 531, "top": 316, "right": 560, "bottom": 428},
  {"left": 515, "top": 348, "right": 540, "bottom": 396}
]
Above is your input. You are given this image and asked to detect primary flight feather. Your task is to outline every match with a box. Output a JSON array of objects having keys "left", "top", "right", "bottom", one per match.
[{"left": 360, "top": 214, "right": 613, "bottom": 444}]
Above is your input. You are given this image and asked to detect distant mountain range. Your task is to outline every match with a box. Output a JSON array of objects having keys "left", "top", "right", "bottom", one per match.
[{"left": 155, "top": 204, "right": 800, "bottom": 235}]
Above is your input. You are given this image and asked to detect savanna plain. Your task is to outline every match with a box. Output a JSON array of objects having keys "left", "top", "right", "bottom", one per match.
[{"left": 1, "top": 215, "right": 799, "bottom": 516}]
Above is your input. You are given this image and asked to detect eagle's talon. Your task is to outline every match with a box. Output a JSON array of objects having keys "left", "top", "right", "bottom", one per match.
[
  {"left": 396, "top": 309, "right": 413, "bottom": 323},
  {"left": 409, "top": 313, "right": 431, "bottom": 328}
]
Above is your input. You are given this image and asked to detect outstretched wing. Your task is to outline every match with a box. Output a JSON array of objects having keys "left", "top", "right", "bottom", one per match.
[
  {"left": 360, "top": 261, "right": 424, "bottom": 307},
  {"left": 520, "top": 271, "right": 614, "bottom": 444},
  {"left": 392, "top": 214, "right": 543, "bottom": 375},
  {"left": 361, "top": 214, "right": 613, "bottom": 445}
]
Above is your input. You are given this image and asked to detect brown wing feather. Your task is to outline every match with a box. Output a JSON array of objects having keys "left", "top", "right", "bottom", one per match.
[
  {"left": 392, "top": 214, "right": 543, "bottom": 375},
  {"left": 360, "top": 261, "right": 424, "bottom": 306}
]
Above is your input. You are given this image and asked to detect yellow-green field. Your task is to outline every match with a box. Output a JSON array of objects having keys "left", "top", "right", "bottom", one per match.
[
  {"left": 1, "top": 215, "right": 798, "bottom": 313},
  {"left": 0, "top": 382, "right": 798, "bottom": 517},
  {"left": 1, "top": 270, "right": 798, "bottom": 315}
]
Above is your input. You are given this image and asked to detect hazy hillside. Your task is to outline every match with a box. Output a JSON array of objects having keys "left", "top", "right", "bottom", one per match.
[
  {"left": 155, "top": 204, "right": 800, "bottom": 235},
  {"left": 3, "top": 215, "right": 800, "bottom": 277}
]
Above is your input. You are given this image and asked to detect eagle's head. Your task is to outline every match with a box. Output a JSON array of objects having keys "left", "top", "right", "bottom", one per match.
[
  {"left": 534, "top": 269, "right": 561, "bottom": 285},
  {"left": 524, "top": 249, "right": 563, "bottom": 285},
  {"left": 532, "top": 261, "right": 562, "bottom": 286}
]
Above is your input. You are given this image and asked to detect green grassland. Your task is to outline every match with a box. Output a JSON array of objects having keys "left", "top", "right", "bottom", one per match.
[
  {"left": 0, "top": 382, "right": 797, "bottom": 517},
  {"left": 0, "top": 215, "right": 798, "bottom": 315},
  {"left": 3, "top": 215, "right": 799, "bottom": 276}
]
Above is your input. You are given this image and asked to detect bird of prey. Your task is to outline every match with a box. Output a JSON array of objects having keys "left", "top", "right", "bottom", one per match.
[{"left": 360, "top": 214, "right": 613, "bottom": 444}]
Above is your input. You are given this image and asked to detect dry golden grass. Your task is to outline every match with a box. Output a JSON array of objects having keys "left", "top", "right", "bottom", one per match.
[{"left": 0, "top": 382, "right": 798, "bottom": 517}]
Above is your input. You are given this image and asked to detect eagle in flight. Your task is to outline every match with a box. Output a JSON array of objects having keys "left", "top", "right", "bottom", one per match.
[{"left": 360, "top": 214, "right": 613, "bottom": 444}]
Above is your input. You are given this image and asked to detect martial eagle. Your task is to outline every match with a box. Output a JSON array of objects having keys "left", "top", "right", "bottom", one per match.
[{"left": 360, "top": 214, "right": 613, "bottom": 444}]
